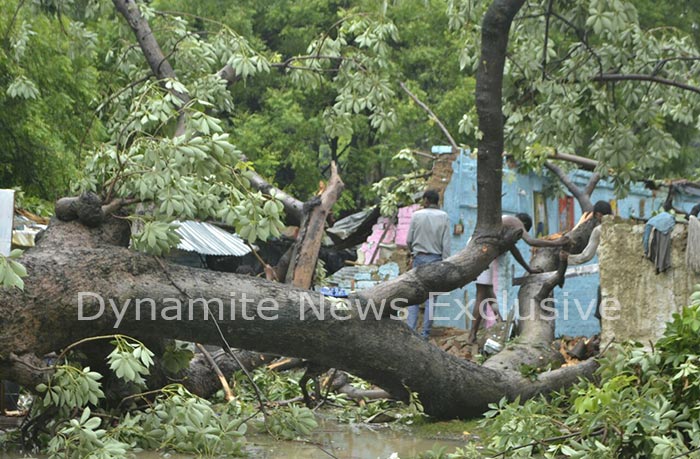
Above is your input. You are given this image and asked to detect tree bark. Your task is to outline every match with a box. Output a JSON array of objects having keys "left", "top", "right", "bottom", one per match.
[
  {"left": 182, "top": 349, "right": 271, "bottom": 399},
  {"left": 112, "top": 0, "right": 189, "bottom": 136},
  {"left": 245, "top": 170, "right": 304, "bottom": 226},
  {"left": 111, "top": 0, "right": 178, "bottom": 83},
  {"left": 549, "top": 152, "right": 598, "bottom": 171},
  {"left": 475, "top": 0, "right": 526, "bottom": 231},
  {"left": 360, "top": 226, "right": 522, "bottom": 309},
  {"left": 485, "top": 171, "right": 603, "bottom": 373},
  {"left": 544, "top": 162, "right": 596, "bottom": 212},
  {"left": 0, "top": 219, "right": 596, "bottom": 419},
  {"left": 286, "top": 162, "right": 344, "bottom": 287}
]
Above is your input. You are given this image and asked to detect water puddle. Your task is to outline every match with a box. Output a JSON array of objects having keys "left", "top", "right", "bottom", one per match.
[
  {"left": 0, "top": 417, "right": 467, "bottom": 459},
  {"left": 247, "top": 417, "right": 465, "bottom": 458}
]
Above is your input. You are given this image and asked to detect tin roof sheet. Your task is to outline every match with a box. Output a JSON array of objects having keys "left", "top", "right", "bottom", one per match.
[{"left": 175, "top": 221, "right": 251, "bottom": 257}]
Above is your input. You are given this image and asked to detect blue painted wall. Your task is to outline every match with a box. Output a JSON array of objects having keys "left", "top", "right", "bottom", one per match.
[{"left": 432, "top": 146, "right": 699, "bottom": 337}]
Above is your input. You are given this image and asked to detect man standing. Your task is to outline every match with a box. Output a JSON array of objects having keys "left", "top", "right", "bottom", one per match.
[
  {"left": 406, "top": 189, "right": 451, "bottom": 340},
  {"left": 469, "top": 213, "right": 535, "bottom": 344},
  {"left": 563, "top": 200, "right": 613, "bottom": 321},
  {"left": 467, "top": 213, "right": 569, "bottom": 344}
]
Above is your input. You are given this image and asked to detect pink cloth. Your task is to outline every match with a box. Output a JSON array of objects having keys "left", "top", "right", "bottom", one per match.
[
  {"left": 484, "top": 304, "right": 497, "bottom": 329},
  {"left": 476, "top": 256, "right": 502, "bottom": 328}
]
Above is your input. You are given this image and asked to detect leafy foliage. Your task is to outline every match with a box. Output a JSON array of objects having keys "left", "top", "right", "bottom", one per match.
[
  {"left": 160, "top": 340, "right": 195, "bottom": 374},
  {"left": 33, "top": 336, "right": 152, "bottom": 420},
  {"left": 35, "top": 366, "right": 105, "bottom": 418},
  {"left": 83, "top": 0, "right": 475, "bottom": 219},
  {"left": 7, "top": 0, "right": 699, "bottom": 227},
  {"left": 105, "top": 336, "right": 155, "bottom": 386},
  {"left": 129, "top": 221, "right": 182, "bottom": 256},
  {"left": 233, "top": 367, "right": 305, "bottom": 402},
  {"left": 47, "top": 407, "right": 130, "bottom": 459},
  {"left": 0, "top": 1, "right": 106, "bottom": 199},
  {"left": 0, "top": 249, "right": 27, "bottom": 291},
  {"left": 452, "top": 0, "right": 700, "bottom": 191},
  {"left": 371, "top": 149, "right": 429, "bottom": 217},
  {"left": 476, "top": 288, "right": 700, "bottom": 458},
  {"left": 5, "top": 2, "right": 700, "bottom": 453},
  {"left": 332, "top": 376, "right": 427, "bottom": 425},
  {"left": 114, "top": 385, "right": 247, "bottom": 457},
  {"left": 265, "top": 405, "right": 319, "bottom": 440},
  {"left": 13, "top": 187, "right": 53, "bottom": 216},
  {"left": 30, "top": 336, "right": 247, "bottom": 458}
]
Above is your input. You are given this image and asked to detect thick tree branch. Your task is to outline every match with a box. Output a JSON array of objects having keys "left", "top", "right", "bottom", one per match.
[
  {"left": 217, "top": 64, "right": 238, "bottom": 86},
  {"left": 544, "top": 162, "right": 594, "bottom": 211},
  {"left": 112, "top": 0, "right": 178, "bottom": 84},
  {"left": 240, "top": 154, "right": 304, "bottom": 226},
  {"left": 112, "top": 0, "right": 190, "bottom": 136},
  {"left": 549, "top": 152, "right": 597, "bottom": 171},
  {"left": 360, "top": 226, "right": 523, "bottom": 308},
  {"left": 247, "top": 176, "right": 303, "bottom": 225},
  {"left": 55, "top": 195, "right": 141, "bottom": 230},
  {"left": 475, "top": 0, "right": 526, "bottom": 231},
  {"left": 286, "top": 162, "right": 345, "bottom": 287},
  {"left": 583, "top": 172, "right": 601, "bottom": 198},
  {"left": 519, "top": 358, "right": 598, "bottom": 399}
]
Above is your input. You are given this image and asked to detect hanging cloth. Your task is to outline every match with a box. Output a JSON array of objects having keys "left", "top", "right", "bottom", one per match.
[{"left": 643, "top": 212, "right": 675, "bottom": 274}]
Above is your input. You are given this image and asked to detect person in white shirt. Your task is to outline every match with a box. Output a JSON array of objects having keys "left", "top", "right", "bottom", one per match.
[{"left": 406, "top": 189, "right": 451, "bottom": 340}]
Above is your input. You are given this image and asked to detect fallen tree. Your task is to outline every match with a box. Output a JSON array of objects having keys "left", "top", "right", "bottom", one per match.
[
  {"left": 0, "top": 212, "right": 597, "bottom": 419},
  {"left": 0, "top": 0, "right": 607, "bottom": 420}
]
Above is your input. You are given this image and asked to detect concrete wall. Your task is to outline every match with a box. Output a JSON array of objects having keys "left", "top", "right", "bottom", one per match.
[
  {"left": 433, "top": 146, "right": 700, "bottom": 337},
  {"left": 598, "top": 219, "right": 699, "bottom": 344},
  {"left": 336, "top": 146, "right": 700, "bottom": 340}
]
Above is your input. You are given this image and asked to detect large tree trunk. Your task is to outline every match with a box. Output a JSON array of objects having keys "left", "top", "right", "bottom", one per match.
[
  {"left": 468, "top": 0, "right": 604, "bottom": 375},
  {"left": 0, "top": 218, "right": 596, "bottom": 419},
  {"left": 475, "top": 0, "right": 526, "bottom": 232}
]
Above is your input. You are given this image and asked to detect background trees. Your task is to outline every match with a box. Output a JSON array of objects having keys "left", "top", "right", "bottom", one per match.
[
  {"left": 0, "top": 2, "right": 105, "bottom": 200},
  {"left": 3, "top": 0, "right": 699, "bottom": 219}
]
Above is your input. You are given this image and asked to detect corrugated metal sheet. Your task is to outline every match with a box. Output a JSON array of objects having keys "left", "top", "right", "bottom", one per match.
[
  {"left": 0, "top": 190, "right": 15, "bottom": 256},
  {"left": 175, "top": 221, "right": 251, "bottom": 257}
]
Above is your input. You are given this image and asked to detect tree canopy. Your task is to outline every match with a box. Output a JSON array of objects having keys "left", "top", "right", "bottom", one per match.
[{"left": 2, "top": 0, "right": 698, "bottom": 225}]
